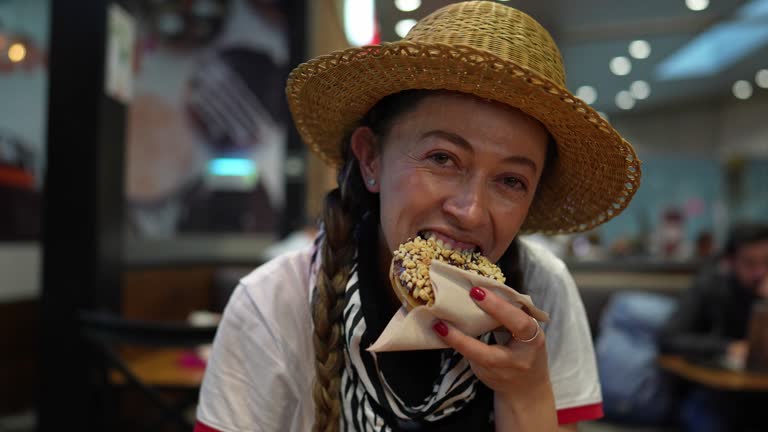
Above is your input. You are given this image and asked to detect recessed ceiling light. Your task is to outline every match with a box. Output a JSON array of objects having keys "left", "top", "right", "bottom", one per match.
[
  {"left": 686, "top": 0, "right": 709, "bottom": 12},
  {"left": 615, "top": 90, "right": 636, "bottom": 110},
  {"left": 576, "top": 86, "right": 598, "bottom": 104},
  {"left": 394, "top": 0, "right": 421, "bottom": 13},
  {"left": 630, "top": 80, "right": 651, "bottom": 100},
  {"left": 395, "top": 19, "right": 418, "bottom": 38},
  {"left": 733, "top": 80, "right": 753, "bottom": 99},
  {"left": 628, "top": 40, "right": 652, "bottom": 59},
  {"left": 756, "top": 69, "right": 768, "bottom": 88},
  {"left": 610, "top": 56, "right": 632, "bottom": 76}
]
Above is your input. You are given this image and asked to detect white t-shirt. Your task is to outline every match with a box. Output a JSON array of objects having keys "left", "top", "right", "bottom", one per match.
[{"left": 195, "top": 239, "right": 603, "bottom": 432}]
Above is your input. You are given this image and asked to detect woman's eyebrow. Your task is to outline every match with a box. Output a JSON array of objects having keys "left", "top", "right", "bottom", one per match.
[
  {"left": 419, "top": 129, "right": 538, "bottom": 173},
  {"left": 420, "top": 129, "right": 472, "bottom": 152}
]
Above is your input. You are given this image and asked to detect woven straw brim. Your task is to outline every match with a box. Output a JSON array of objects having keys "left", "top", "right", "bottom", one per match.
[{"left": 286, "top": 41, "right": 641, "bottom": 234}]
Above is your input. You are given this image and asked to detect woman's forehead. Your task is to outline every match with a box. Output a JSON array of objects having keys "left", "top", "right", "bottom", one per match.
[
  {"left": 386, "top": 93, "right": 549, "bottom": 154},
  {"left": 394, "top": 93, "right": 542, "bottom": 129}
]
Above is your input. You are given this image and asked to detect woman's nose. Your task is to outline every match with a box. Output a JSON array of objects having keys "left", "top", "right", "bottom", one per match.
[{"left": 441, "top": 178, "right": 489, "bottom": 230}]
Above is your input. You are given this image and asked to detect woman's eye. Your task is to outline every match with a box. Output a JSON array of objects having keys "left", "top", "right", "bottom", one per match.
[
  {"left": 428, "top": 153, "right": 453, "bottom": 165},
  {"left": 503, "top": 176, "right": 525, "bottom": 190}
]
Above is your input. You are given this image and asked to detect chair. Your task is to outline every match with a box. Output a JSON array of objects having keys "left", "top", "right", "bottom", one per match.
[{"left": 78, "top": 311, "right": 217, "bottom": 431}]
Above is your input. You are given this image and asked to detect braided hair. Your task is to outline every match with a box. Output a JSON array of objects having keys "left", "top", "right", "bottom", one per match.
[{"left": 310, "top": 90, "right": 427, "bottom": 431}]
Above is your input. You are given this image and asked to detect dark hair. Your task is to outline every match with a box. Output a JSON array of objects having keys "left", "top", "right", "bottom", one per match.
[
  {"left": 310, "top": 90, "right": 557, "bottom": 431},
  {"left": 724, "top": 223, "right": 768, "bottom": 257}
]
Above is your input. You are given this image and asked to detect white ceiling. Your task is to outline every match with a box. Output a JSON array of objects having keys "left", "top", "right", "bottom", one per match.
[{"left": 376, "top": 0, "right": 768, "bottom": 114}]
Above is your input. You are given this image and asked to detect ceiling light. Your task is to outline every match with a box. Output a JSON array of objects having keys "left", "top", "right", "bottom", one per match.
[
  {"left": 394, "top": 0, "right": 422, "bottom": 12},
  {"left": 629, "top": 80, "right": 651, "bottom": 100},
  {"left": 737, "top": 0, "right": 768, "bottom": 19},
  {"left": 344, "top": 0, "right": 376, "bottom": 46},
  {"left": 576, "top": 86, "right": 598, "bottom": 104},
  {"left": 7, "top": 43, "right": 26, "bottom": 63},
  {"left": 610, "top": 56, "right": 632, "bottom": 76},
  {"left": 686, "top": 0, "right": 709, "bottom": 11},
  {"left": 656, "top": 23, "right": 768, "bottom": 80},
  {"left": 615, "top": 90, "right": 636, "bottom": 110},
  {"left": 628, "top": 40, "right": 651, "bottom": 59},
  {"left": 733, "top": 80, "right": 753, "bottom": 99},
  {"left": 756, "top": 69, "right": 768, "bottom": 88},
  {"left": 395, "top": 19, "right": 417, "bottom": 38},
  {"left": 657, "top": 1, "right": 768, "bottom": 81}
]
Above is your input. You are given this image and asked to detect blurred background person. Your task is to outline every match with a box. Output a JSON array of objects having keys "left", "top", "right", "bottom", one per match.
[{"left": 660, "top": 222, "right": 768, "bottom": 432}]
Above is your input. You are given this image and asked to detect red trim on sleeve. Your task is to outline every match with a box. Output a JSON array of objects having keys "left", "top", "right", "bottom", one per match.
[
  {"left": 557, "top": 402, "right": 604, "bottom": 424},
  {"left": 194, "top": 420, "right": 223, "bottom": 432}
]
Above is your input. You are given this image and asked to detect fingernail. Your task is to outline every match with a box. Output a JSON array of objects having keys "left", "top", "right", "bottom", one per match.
[
  {"left": 470, "top": 287, "right": 486, "bottom": 301},
  {"left": 433, "top": 321, "right": 448, "bottom": 337}
]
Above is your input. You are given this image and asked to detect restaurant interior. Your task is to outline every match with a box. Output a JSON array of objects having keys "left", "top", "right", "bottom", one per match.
[{"left": 1, "top": 0, "right": 767, "bottom": 431}]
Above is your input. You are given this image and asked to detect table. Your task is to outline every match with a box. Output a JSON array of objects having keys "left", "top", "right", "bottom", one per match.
[
  {"left": 658, "top": 355, "right": 768, "bottom": 391},
  {"left": 110, "top": 348, "right": 206, "bottom": 388}
]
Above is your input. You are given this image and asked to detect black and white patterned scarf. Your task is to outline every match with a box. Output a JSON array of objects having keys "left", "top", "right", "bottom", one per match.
[{"left": 310, "top": 235, "right": 490, "bottom": 431}]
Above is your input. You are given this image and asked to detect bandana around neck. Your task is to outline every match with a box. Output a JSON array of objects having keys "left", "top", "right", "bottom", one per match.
[{"left": 309, "top": 229, "right": 491, "bottom": 430}]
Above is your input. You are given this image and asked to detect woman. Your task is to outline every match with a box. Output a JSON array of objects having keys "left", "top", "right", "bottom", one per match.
[{"left": 195, "top": 2, "right": 641, "bottom": 431}]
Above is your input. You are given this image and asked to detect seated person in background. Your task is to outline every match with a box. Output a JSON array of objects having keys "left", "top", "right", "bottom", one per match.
[
  {"left": 660, "top": 222, "right": 768, "bottom": 432},
  {"left": 660, "top": 223, "right": 768, "bottom": 363}
]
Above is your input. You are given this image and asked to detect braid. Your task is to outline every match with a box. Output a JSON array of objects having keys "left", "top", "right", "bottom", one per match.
[
  {"left": 311, "top": 187, "right": 355, "bottom": 432},
  {"left": 312, "top": 154, "right": 372, "bottom": 431},
  {"left": 311, "top": 90, "right": 431, "bottom": 431}
]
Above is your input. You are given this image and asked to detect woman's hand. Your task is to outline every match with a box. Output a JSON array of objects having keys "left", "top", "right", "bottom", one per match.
[{"left": 432, "top": 286, "right": 558, "bottom": 431}]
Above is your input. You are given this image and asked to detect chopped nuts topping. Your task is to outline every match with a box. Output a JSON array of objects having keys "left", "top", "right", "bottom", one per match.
[{"left": 392, "top": 235, "right": 505, "bottom": 306}]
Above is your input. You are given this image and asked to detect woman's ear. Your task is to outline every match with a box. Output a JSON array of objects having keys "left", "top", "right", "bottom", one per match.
[{"left": 350, "top": 127, "right": 381, "bottom": 193}]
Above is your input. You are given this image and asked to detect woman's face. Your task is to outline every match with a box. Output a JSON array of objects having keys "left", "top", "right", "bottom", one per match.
[{"left": 353, "top": 93, "right": 549, "bottom": 264}]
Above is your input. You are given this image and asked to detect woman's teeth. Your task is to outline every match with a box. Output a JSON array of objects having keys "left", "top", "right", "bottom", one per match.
[{"left": 421, "top": 231, "right": 477, "bottom": 254}]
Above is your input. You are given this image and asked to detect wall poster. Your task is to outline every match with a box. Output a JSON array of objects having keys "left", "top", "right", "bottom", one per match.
[{"left": 125, "top": 0, "right": 292, "bottom": 238}]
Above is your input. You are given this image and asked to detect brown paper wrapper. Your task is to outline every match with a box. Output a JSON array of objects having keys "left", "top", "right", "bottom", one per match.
[{"left": 368, "top": 259, "right": 549, "bottom": 352}]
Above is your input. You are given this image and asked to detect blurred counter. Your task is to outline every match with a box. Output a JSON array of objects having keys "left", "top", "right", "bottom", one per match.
[
  {"left": 567, "top": 258, "right": 700, "bottom": 293},
  {"left": 123, "top": 234, "right": 276, "bottom": 269},
  {"left": 565, "top": 258, "right": 700, "bottom": 338}
]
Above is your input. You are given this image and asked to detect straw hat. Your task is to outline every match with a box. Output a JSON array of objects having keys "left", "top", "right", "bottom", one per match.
[{"left": 286, "top": 1, "right": 641, "bottom": 234}]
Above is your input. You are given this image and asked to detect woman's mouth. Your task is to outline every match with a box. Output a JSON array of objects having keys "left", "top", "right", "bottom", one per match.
[
  {"left": 418, "top": 230, "right": 480, "bottom": 254},
  {"left": 391, "top": 233, "right": 505, "bottom": 309}
]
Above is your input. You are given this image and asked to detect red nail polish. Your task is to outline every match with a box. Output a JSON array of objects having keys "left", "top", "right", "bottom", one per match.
[
  {"left": 433, "top": 321, "right": 448, "bottom": 337},
  {"left": 470, "top": 287, "right": 486, "bottom": 301}
]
